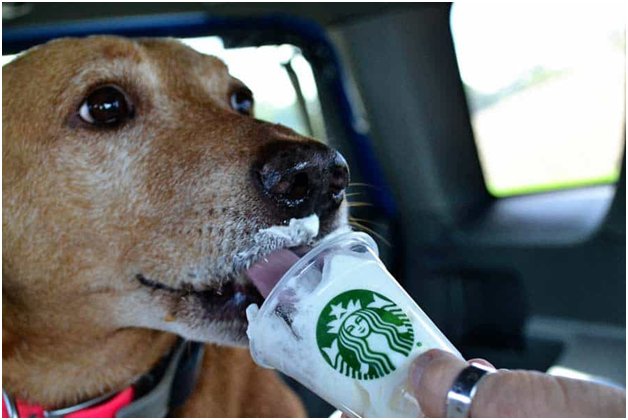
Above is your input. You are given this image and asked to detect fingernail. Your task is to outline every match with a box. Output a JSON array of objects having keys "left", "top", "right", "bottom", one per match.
[
  {"left": 468, "top": 358, "right": 496, "bottom": 370},
  {"left": 410, "top": 350, "right": 438, "bottom": 391}
]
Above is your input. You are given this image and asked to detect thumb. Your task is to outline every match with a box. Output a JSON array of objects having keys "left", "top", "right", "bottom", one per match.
[{"left": 408, "top": 349, "right": 626, "bottom": 418}]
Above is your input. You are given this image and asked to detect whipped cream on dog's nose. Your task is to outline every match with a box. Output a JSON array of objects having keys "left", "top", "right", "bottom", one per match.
[{"left": 245, "top": 231, "right": 462, "bottom": 417}]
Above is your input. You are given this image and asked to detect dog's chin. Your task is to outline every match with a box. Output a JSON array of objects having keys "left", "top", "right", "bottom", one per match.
[{"left": 161, "top": 317, "right": 252, "bottom": 347}]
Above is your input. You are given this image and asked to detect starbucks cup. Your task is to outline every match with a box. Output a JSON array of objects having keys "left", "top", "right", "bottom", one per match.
[{"left": 246, "top": 231, "right": 462, "bottom": 418}]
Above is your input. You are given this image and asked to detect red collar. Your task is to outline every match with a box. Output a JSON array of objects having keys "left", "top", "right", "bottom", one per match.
[
  {"left": 3, "top": 387, "right": 134, "bottom": 418},
  {"left": 2, "top": 339, "right": 204, "bottom": 418}
]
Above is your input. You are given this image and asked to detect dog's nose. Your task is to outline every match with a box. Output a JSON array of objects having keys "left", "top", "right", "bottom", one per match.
[{"left": 254, "top": 141, "right": 349, "bottom": 219}]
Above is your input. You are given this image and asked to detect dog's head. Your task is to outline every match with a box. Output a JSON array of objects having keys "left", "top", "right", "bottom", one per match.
[{"left": 3, "top": 36, "right": 349, "bottom": 347}]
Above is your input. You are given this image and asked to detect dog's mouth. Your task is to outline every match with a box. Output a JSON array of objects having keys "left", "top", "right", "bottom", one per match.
[
  {"left": 242, "top": 245, "right": 310, "bottom": 298},
  {"left": 134, "top": 244, "right": 312, "bottom": 323},
  {"left": 135, "top": 273, "right": 265, "bottom": 322},
  {"left": 135, "top": 215, "right": 333, "bottom": 327}
]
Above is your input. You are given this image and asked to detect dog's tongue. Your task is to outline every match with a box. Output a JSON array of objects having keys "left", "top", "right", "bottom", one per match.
[{"left": 246, "top": 249, "right": 300, "bottom": 298}]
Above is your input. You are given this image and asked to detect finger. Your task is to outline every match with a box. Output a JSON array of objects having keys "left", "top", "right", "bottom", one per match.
[
  {"left": 409, "top": 349, "right": 626, "bottom": 417},
  {"left": 470, "top": 369, "right": 626, "bottom": 417},
  {"left": 409, "top": 349, "right": 469, "bottom": 417}
]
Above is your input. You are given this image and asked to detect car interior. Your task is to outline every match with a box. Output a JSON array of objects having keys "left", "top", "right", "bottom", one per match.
[{"left": 3, "top": 2, "right": 625, "bottom": 416}]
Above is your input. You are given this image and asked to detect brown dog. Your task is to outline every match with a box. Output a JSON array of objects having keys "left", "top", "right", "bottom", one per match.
[{"left": 3, "top": 36, "right": 349, "bottom": 417}]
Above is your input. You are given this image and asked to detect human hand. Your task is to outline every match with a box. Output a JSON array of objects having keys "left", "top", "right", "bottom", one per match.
[{"left": 408, "top": 349, "right": 626, "bottom": 417}]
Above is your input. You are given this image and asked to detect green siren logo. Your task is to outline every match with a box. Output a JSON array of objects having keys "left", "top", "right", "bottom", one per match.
[{"left": 317, "top": 289, "right": 415, "bottom": 380}]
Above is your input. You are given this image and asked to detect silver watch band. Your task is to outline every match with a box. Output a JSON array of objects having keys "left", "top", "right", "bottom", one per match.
[{"left": 446, "top": 363, "right": 494, "bottom": 417}]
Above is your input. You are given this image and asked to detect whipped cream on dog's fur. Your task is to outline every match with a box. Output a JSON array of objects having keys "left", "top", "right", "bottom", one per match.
[{"left": 233, "top": 214, "right": 319, "bottom": 271}]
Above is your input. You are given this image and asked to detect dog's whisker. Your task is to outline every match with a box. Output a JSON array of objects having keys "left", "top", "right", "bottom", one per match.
[
  {"left": 347, "top": 182, "right": 380, "bottom": 190},
  {"left": 348, "top": 221, "right": 391, "bottom": 246},
  {"left": 348, "top": 217, "right": 386, "bottom": 228},
  {"left": 346, "top": 201, "right": 374, "bottom": 208}
]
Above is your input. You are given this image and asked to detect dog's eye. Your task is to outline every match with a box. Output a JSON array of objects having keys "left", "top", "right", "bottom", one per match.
[
  {"left": 230, "top": 88, "right": 253, "bottom": 116},
  {"left": 79, "top": 86, "right": 133, "bottom": 126}
]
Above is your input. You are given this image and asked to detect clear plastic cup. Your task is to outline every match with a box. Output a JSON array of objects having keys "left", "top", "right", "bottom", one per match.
[{"left": 246, "top": 231, "right": 462, "bottom": 417}]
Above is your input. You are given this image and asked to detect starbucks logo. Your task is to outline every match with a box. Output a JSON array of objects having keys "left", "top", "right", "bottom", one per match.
[{"left": 317, "top": 289, "right": 416, "bottom": 380}]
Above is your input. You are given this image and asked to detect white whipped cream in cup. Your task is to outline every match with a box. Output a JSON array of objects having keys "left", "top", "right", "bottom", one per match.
[{"left": 246, "top": 231, "right": 462, "bottom": 417}]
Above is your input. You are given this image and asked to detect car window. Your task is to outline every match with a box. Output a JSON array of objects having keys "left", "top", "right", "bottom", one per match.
[
  {"left": 450, "top": 1, "right": 625, "bottom": 197},
  {"left": 181, "top": 37, "right": 325, "bottom": 141}
]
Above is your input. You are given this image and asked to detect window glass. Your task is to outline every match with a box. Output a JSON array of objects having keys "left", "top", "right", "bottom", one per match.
[
  {"left": 181, "top": 37, "right": 325, "bottom": 140},
  {"left": 450, "top": 1, "right": 625, "bottom": 196},
  {"left": 2, "top": 36, "right": 324, "bottom": 140}
]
